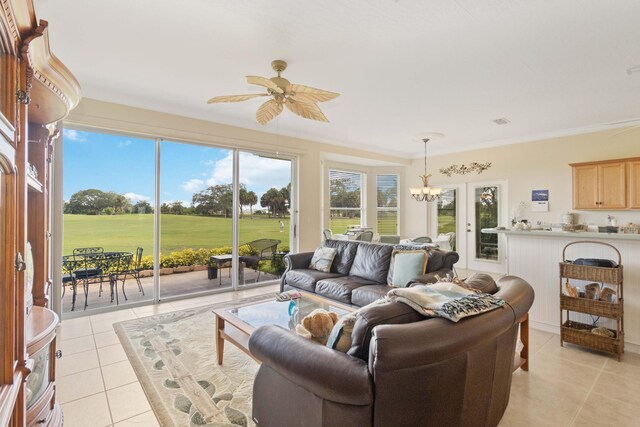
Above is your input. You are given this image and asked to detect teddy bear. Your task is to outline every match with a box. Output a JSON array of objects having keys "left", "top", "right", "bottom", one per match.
[{"left": 295, "top": 308, "right": 338, "bottom": 345}]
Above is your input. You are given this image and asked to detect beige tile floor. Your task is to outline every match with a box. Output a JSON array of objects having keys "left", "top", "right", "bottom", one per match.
[{"left": 56, "top": 282, "right": 640, "bottom": 427}]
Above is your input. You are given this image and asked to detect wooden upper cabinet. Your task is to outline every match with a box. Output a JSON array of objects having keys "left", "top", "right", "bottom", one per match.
[
  {"left": 571, "top": 158, "right": 636, "bottom": 210},
  {"left": 573, "top": 165, "right": 599, "bottom": 209},
  {"left": 598, "top": 162, "right": 627, "bottom": 209},
  {"left": 630, "top": 160, "right": 640, "bottom": 209}
]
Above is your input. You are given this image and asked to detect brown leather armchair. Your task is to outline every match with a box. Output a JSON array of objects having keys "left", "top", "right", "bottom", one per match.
[{"left": 249, "top": 276, "right": 535, "bottom": 427}]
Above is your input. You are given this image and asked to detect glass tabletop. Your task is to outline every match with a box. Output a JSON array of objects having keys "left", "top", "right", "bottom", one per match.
[{"left": 227, "top": 295, "right": 351, "bottom": 331}]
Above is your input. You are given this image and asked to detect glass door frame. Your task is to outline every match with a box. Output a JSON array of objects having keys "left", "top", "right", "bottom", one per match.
[
  {"left": 429, "top": 181, "right": 507, "bottom": 273},
  {"left": 54, "top": 126, "right": 298, "bottom": 318}
]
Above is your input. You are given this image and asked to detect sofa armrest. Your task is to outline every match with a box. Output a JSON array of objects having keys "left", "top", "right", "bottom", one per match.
[
  {"left": 284, "top": 252, "right": 314, "bottom": 270},
  {"left": 409, "top": 268, "right": 453, "bottom": 285},
  {"left": 249, "top": 325, "right": 373, "bottom": 406}
]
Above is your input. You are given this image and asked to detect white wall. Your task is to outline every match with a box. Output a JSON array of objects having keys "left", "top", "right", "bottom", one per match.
[
  {"left": 66, "top": 98, "right": 410, "bottom": 252},
  {"left": 404, "top": 127, "right": 640, "bottom": 240}
]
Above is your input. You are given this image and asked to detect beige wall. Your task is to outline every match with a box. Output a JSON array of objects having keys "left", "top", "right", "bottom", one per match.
[
  {"left": 404, "top": 128, "right": 640, "bottom": 240},
  {"left": 66, "top": 99, "right": 409, "bottom": 252}
]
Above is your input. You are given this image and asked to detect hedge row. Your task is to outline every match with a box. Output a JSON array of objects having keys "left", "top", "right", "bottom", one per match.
[{"left": 138, "top": 245, "right": 290, "bottom": 270}]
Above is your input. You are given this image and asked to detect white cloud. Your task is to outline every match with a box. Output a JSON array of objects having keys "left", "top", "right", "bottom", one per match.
[
  {"left": 63, "top": 129, "right": 88, "bottom": 142},
  {"left": 206, "top": 152, "right": 291, "bottom": 191},
  {"left": 182, "top": 178, "right": 205, "bottom": 193},
  {"left": 118, "top": 139, "right": 132, "bottom": 147},
  {"left": 124, "top": 192, "right": 151, "bottom": 203}
]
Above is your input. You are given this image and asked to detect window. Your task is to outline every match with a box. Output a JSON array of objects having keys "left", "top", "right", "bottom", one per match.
[
  {"left": 376, "top": 174, "right": 399, "bottom": 234},
  {"left": 329, "top": 170, "right": 363, "bottom": 234}
]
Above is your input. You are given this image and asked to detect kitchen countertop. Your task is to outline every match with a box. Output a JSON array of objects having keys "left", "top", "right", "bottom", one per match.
[{"left": 481, "top": 228, "right": 640, "bottom": 240}]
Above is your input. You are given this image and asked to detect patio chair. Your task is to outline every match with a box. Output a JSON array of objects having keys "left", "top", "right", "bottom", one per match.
[
  {"left": 379, "top": 235, "right": 400, "bottom": 244},
  {"left": 122, "top": 247, "right": 145, "bottom": 300},
  {"left": 71, "top": 247, "right": 105, "bottom": 296},
  {"left": 239, "top": 238, "right": 281, "bottom": 282},
  {"left": 322, "top": 228, "right": 332, "bottom": 241},
  {"left": 355, "top": 230, "right": 373, "bottom": 242},
  {"left": 412, "top": 236, "right": 432, "bottom": 244}
]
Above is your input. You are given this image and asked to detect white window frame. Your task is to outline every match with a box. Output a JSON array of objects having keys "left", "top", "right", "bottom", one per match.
[
  {"left": 328, "top": 168, "right": 366, "bottom": 231},
  {"left": 375, "top": 174, "right": 399, "bottom": 235}
]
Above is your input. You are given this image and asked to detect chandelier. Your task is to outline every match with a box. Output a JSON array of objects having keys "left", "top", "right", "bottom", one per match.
[{"left": 410, "top": 138, "right": 442, "bottom": 202}]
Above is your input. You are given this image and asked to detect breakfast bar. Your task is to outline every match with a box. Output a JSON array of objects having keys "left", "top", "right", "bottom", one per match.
[{"left": 483, "top": 228, "right": 640, "bottom": 350}]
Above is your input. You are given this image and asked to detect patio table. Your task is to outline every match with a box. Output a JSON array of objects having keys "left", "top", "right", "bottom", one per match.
[{"left": 62, "top": 251, "right": 133, "bottom": 310}]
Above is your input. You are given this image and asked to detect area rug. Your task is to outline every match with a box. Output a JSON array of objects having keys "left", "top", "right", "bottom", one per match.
[{"left": 114, "top": 294, "right": 273, "bottom": 427}]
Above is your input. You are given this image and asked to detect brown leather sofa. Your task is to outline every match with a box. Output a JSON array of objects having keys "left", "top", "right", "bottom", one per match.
[
  {"left": 281, "top": 240, "right": 460, "bottom": 307},
  {"left": 249, "top": 275, "right": 535, "bottom": 427}
]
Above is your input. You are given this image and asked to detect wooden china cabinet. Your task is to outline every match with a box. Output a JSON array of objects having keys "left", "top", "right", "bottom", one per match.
[{"left": 0, "top": 1, "right": 80, "bottom": 426}]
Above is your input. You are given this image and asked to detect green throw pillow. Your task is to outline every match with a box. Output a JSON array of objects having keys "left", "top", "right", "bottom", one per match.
[
  {"left": 390, "top": 252, "right": 428, "bottom": 287},
  {"left": 309, "top": 247, "right": 337, "bottom": 273}
]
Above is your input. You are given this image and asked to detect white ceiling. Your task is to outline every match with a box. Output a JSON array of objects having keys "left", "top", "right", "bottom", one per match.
[{"left": 36, "top": 0, "right": 640, "bottom": 157}]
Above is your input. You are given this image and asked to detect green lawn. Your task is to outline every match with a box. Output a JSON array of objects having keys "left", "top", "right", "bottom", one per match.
[{"left": 63, "top": 214, "right": 290, "bottom": 254}]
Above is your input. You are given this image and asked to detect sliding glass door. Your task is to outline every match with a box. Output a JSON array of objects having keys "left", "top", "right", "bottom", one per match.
[
  {"left": 159, "top": 141, "right": 235, "bottom": 298},
  {"left": 238, "top": 152, "right": 292, "bottom": 286},
  {"left": 61, "top": 127, "right": 297, "bottom": 317},
  {"left": 61, "top": 129, "right": 155, "bottom": 314}
]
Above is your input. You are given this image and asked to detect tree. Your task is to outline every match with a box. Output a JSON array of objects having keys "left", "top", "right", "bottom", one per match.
[
  {"left": 170, "top": 201, "right": 185, "bottom": 215},
  {"left": 66, "top": 189, "right": 114, "bottom": 215},
  {"left": 160, "top": 203, "right": 171, "bottom": 214},
  {"left": 246, "top": 191, "right": 258, "bottom": 218},
  {"left": 260, "top": 187, "right": 287, "bottom": 218},
  {"left": 192, "top": 184, "right": 233, "bottom": 217},
  {"left": 133, "top": 200, "right": 153, "bottom": 214}
]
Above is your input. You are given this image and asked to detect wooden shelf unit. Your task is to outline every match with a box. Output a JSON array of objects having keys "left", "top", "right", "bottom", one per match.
[
  {"left": 0, "top": 1, "right": 80, "bottom": 425},
  {"left": 559, "top": 241, "right": 624, "bottom": 360}
]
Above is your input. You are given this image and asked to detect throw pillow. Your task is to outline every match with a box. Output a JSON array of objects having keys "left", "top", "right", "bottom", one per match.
[
  {"left": 326, "top": 313, "right": 357, "bottom": 352},
  {"left": 464, "top": 273, "right": 498, "bottom": 294},
  {"left": 387, "top": 250, "right": 428, "bottom": 287},
  {"left": 308, "top": 247, "right": 337, "bottom": 273}
]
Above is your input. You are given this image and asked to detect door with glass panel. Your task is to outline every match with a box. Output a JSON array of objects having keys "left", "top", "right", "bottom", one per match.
[
  {"left": 238, "top": 152, "right": 292, "bottom": 286},
  {"left": 466, "top": 182, "right": 507, "bottom": 273},
  {"left": 431, "top": 184, "right": 467, "bottom": 268},
  {"left": 62, "top": 129, "right": 155, "bottom": 314},
  {"left": 159, "top": 141, "right": 235, "bottom": 298}
]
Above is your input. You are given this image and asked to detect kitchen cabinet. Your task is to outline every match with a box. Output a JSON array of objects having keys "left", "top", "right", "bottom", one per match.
[
  {"left": 629, "top": 159, "right": 640, "bottom": 209},
  {"left": 571, "top": 159, "right": 631, "bottom": 210}
]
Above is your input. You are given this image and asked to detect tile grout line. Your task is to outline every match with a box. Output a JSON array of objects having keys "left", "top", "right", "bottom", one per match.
[
  {"left": 93, "top": 317, "right": 116, "bottom": 427},
  {"left": 567, "top": 358, "right": 607, "bottom": 426}
]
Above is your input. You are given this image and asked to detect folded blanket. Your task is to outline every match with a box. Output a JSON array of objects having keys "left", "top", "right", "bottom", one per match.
[{"left": 387, "top": 282, "right": 505, "bottom": 322}]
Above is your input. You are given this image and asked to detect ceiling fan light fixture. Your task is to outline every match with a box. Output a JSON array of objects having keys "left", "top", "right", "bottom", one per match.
[{"left": 207, "top": 60, "right": 340, "bottom": 125}]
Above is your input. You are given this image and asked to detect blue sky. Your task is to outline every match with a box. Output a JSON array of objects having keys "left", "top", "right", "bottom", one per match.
[{"left": 63, "top": 129, "right": 291, "bottom": 207}]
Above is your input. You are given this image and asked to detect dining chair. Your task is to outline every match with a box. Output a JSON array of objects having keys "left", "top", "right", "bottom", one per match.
[
  {"left": 355, "top": 230, "right": 374, "bottom": 242},
  {"left": 122, "top": 247, "right": 144, "bottom": 300},
  {"left": 412, "top": 236, "right": 432, "bottom": 244},
  {"left": 379, "top": 235, "right": 400, "bottom": 244}
]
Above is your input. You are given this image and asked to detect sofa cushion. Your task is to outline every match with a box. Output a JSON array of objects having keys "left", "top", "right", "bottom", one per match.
[
  {"left": 316, "top": 276, "right": 378, "bottom": 304},
  {"left": 283, "top": 269, "right": 343, "bottom": 293},
  {"left": 348, "top": 300, "right": 424, "bottom": 361},
  {"left": 349, "top": 243, "right": 393, "bottom": 284},
  {"left": 426, "top": 249, "right": 445, "bottom": 272},
  {"left": 351, "top": 285, "right": 391, "bottom": 307},
  {"left": 309, "top": 247, "right": 337, "bottom": 273},
  {"left": 323, "top": 240, "right": 361, "bottom": 275}
]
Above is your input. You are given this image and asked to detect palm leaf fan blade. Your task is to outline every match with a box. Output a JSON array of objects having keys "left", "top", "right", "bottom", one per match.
[
  {"left": 246, "top": 75, "right": 284, "bottom": 94},
  {"left": 207, "top": 94, "right": 267, "bottom": 103},
  {"left": 287, "top": 84, "right": 340, "bottom": 102},
  {"left": 256, "top": 99, "right": 283, "bottom": 125},
  {"left": 285, "top": 99, "right": 329, "bottom": 122}
]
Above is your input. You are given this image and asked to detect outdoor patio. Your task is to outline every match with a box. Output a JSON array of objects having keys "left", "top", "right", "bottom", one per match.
[{"left": 60, "top": 267, "right": 279, "bottom": 314}]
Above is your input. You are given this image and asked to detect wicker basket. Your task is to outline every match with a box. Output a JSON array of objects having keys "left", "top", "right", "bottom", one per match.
[
  {"left": 560, "top": 295, "right": 622, "bottom": 318},
  {"left": 560, "top": 241, "right": 623, "bottom": 285},
  {"left": 561, "top": 320, "right": 623, "bottom": 355}
]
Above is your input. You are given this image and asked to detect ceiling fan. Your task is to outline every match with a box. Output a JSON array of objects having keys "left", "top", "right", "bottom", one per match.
[{"left": 207, "top": 60, "right": 340, "bottom": 125}]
